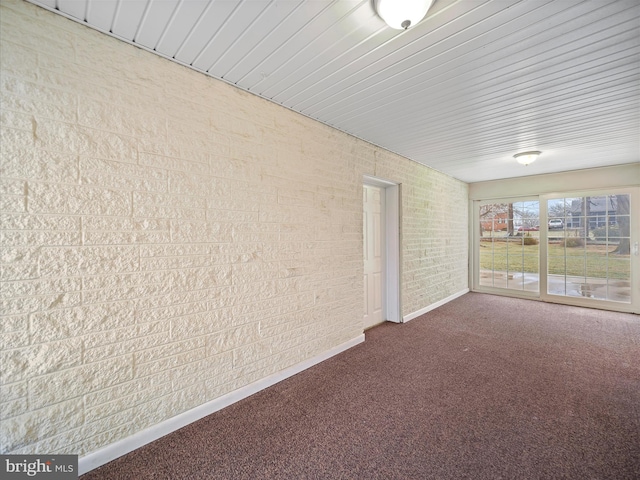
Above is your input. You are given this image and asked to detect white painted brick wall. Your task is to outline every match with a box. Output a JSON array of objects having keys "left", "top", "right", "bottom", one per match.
[{"left": 0, "top": 0, "right": 468, "bottom": 457}]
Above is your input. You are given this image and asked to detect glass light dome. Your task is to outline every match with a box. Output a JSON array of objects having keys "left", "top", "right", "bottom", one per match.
[{"left": 375, "top": 0, "right": 434, "bottom": 30}]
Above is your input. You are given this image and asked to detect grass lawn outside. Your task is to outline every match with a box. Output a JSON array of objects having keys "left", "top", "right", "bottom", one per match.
[{"left": 479, "top": 239, "right": 630, "bottom": 280}]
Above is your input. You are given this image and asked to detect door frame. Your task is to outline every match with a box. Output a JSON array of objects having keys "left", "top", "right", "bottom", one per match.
[{"left": 363, "top": 175, "right": 401, "bottom": 323}]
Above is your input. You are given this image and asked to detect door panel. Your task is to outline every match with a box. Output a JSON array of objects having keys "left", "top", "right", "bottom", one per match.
[
  {"left": 545, "top": 193, "right": 633, "bottom": 305},
  {"left": 363, "top": 184, "right": 384, "bottom": 329},
  {"left": 476, "top": 199, "right": 540, "bottom": 294}
]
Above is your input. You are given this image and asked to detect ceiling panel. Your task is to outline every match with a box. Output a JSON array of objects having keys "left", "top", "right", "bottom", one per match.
[
  {"left": 111, "top": 0, "right": 147, "bottom": 39},
  {"left": 292, "top": 0, "right": 550, "bottom": 113},
  {"left": 134, "top": 0, "right": 179, "bottom": 48},
  {"left": 223, "top": 0, "right": 328, "bottom": 85},
  {"left": 27, "top": 0, "right": 640, "bottom": 183},
  {"left": 208, "top": 0, "right": 303, "bottom": 76},
  {"left": 195, "top": 1, "right": 272, "bottom": 73},
  {"left": 311, "top": 1, "right": 632, "bottom": 124},
  {"left": 85, "top": 0, "right": 117, "bottom": 32},
  {"left": 154, "top": 0, "right": 209, "bottom": 57},
  {"left": 346, "top": 35, "right": 638, "bottom": 137},
  {"left": 56, "top": 0, "right": 84, "bottom": 19},
  {"left": 268, "top": 12, "right": 385, "bottom": 103},
  {"left": 243, "top": 1, "right": 365, "bottom": 94},
  {"left": 172, "top": 1, "right": 235, "bottom": 64}
]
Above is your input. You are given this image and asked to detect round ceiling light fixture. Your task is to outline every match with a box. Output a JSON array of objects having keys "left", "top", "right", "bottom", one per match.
[
  {"left": 375, "top": 0, "right": 434, "bottom": 30},
  {"left": 513, "top": 151, "right": 541, "bottom": 166}
]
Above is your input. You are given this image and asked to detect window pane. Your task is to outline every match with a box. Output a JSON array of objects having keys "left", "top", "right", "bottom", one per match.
[
  {"left": 479, "top": 242, "right": 494, "bottom": 287},
  {"left": 566, "top": 256, "right": 585, "bottom": 278},
  {"left": 507, "top": 274, "right": 524, "bottom": 290},
  {"left": 608, "top": 258, "right": 630, "bottom": 282}
]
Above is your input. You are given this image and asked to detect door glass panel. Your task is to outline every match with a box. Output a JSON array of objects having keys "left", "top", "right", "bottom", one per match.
[
  {"left": 547, "top": 194, "right": 631, "bottom": 304},
  {"left": 479, "top": 200, "right": 539, "bottom": 292}
]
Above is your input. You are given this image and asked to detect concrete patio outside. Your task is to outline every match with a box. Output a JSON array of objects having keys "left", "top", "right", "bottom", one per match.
[{"left": 480, "top": 270, "right": 631, "bottom": 304}]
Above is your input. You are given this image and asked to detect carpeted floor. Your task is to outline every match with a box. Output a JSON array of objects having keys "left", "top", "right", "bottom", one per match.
[{"left": 81, "top": 293, "right": 640, "bottom": 479}]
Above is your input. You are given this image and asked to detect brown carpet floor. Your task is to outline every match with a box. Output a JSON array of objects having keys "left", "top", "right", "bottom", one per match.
[{"left": 82, "top": 293, "right": 640, "bottom": 479}]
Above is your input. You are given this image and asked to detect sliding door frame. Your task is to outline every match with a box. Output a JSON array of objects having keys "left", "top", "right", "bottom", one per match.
[
  {"left": 471, "top": 187, "right": 639, "bottom": 314},
  {"left": 539, "top": 186, "right": 639, "bottom": 314}
]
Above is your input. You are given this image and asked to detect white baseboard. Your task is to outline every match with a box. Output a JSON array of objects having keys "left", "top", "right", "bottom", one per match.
[
  {"left": 79, "top": 334, "right": 365, "bottom": 475},
  {"left": 403, "top": 288, "right": 469, "bottom": 323}
]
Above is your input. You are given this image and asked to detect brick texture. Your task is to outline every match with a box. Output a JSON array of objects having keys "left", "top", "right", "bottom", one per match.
[{"left": 0, "top": 0, "right": 468, "bottom": 457}]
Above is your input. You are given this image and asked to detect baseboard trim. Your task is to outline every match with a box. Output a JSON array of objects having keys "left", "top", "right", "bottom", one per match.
[
  {"left": 403, "top": 289, "right": 469, "bottom": 323},
  {"left": 79, "top": 334, "right": 365, "bottom": 475}
]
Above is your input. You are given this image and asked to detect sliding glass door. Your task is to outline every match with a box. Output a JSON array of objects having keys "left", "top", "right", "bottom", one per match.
[
  {"left": 545, "top": 193, "right": 632, "bottom": 304},
  {"left": 474, "top": 188, "right": 638, "bottom": 312}
]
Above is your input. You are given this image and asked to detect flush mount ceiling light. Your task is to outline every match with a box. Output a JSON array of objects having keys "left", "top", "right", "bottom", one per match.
[
  {"left": 514, "top": 151, "right": 541, "bottom": 166},
  {"left": 375, "top": 0, "right": 434, "bottom": 30}
]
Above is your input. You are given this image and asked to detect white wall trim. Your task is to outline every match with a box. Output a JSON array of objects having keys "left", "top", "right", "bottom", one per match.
[
  {"left": 403, "top": 289, "right": 469, "bottom": 323},
  {"left": 79, "top": 334, "right": 365, "bottom": 475}
]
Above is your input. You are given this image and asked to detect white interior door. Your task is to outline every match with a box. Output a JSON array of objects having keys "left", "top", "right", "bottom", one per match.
[{"left": 363, "top": 184, "right": 385, "bottom": 329}]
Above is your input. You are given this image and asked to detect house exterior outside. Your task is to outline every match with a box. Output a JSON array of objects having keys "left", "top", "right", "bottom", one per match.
[
  {"left": 567, "top": 196, "right": 619, "bottom": 229},
  {"left": 480, "top": 212, "right": 510, "bottom": 232}
]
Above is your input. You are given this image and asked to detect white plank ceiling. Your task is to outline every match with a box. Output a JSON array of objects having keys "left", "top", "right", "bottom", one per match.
[{"left": 27, "top": 0, "right": 640, "bottom": 183}]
